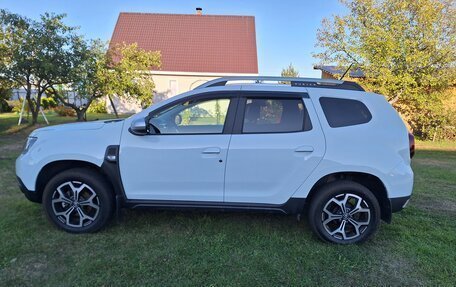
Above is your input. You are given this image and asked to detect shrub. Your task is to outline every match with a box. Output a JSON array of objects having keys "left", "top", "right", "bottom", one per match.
[
  {"left": 54, "top": 105, "right": 76, "bottom": 117},
  {"left": 407, "top": 91, "right": 456, "bottom": 141},
  {"left": 87, "top": 98, "right": 107, "bottom": 113},
  {"left": 0, "top": 87, "right": 13, "bottom": 113},
  {"left": 41, "top": 97, "right": 58, "bottom": 110},
  {"left": 0, "top": 99, "right": 12, "bottom": 112},
  {"left": 7, "top": 100, "right": 26, "bottom": 113}
]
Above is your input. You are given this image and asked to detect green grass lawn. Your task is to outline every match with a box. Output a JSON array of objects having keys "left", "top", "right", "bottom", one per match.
[
  {"left": 0, "top": 113, "right": 455, "bottom": 286},
  {"left": 0, "top": 112, "right": 122, "bottom": 135}
]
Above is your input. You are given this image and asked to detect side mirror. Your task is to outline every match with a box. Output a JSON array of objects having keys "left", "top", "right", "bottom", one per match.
[
  {"left": 174, "top": 114, "right": 182, "bottom": 125},
  {"left": 129, "top": 118, "right": 148, "bottom": 136}
]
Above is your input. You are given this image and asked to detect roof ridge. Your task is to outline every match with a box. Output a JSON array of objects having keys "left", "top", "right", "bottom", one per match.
[{"left": 118, "top": 12, "right": 255, "bottom": 18}]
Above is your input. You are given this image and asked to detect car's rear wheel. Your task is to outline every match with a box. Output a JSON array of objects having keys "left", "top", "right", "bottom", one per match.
[
  {"left": 308, "top": 180, "right": 380, "bottom": 244},
  {"left": 42, "top": 168, "right": 114, "bottom": 233}
]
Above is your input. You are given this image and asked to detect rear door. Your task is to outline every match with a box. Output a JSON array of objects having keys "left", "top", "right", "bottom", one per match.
[{"left": 224, "top": 91, "right": 325, "bottom": 204}]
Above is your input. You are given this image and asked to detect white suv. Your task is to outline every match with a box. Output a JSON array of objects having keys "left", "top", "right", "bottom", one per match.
[{"left": 16, "top": 76, "right": 414, "bottom": 244}]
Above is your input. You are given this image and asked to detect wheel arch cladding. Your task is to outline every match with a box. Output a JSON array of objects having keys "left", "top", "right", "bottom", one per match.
[
  {"left": 306, "top": 172, "right": 392, "bottom": 223},
  {"left": 35, "top": 160, "right": 115, "bottom": 203}
]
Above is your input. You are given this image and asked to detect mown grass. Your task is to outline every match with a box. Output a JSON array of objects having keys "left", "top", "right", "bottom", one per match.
[
  {"left": 0, "top": 114, "right": 455, "bottom": 286},
  {"left": 0, "top": 112, "right": 121, "bottom": 135}
]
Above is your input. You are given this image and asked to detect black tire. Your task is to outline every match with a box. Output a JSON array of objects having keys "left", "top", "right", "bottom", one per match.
[
  {"left": 42, "top": 168, "right": 114, "bottom": 233},
  {"left": 308, "top": 180, "right": 380, "bottom": 244}
]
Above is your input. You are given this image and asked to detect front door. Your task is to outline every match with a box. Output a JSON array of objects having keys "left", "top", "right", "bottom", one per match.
[
  {"left": 224, "top": 93, "right": 325, "bottom": 204},
  {"left": 120, "top": 94, "right": 236, "bottom": 201}
]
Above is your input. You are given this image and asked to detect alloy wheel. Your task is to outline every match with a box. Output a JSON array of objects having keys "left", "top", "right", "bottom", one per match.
[
  {"left": 321, "top": 193, "right": 371, "bottom": 240},
  {"left": 51, "top": 181, "right": 100, "bottom": 228}
]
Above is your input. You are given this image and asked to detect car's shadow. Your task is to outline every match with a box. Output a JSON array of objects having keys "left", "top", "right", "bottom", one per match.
[{"left": 110, "top": 207, "right": 312, "bottom": 232}]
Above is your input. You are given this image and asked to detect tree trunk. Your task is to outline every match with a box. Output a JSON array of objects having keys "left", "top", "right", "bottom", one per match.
[
  {"left": 108, "top": 95, "right": 119, "bottom": 118},
  {"left": 30, "top": 108, "right": 39, "bottom": 125},
  {"left": 24, "top": 82, "right": 38, "bottom": 124},
  {"left": 388, "top": 95, "right": 400, "bottom": 105},
  {"left": 32, "top": 91, "right": 44, "bottom": 125},
  {"left": 27, "top": 87, "right": 44, "bottom": 125},
  {"left": 76, "top": 109, "right": 86, "bottom": 122}
]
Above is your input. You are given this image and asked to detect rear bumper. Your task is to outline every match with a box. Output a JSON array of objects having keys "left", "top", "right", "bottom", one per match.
[
  {"left": 390, "top": 195, "right": 411, "bottom": 213},
  {"left": 17, "top": 176, "right": 41, "bottom": 203}
]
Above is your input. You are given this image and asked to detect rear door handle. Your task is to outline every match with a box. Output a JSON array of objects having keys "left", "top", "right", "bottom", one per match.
[
  {"left": 202, "top": 147, "right": 221, "bottom": 154},
  {"left": 295, "top": 146, "right": 314, "bottom": 152}
]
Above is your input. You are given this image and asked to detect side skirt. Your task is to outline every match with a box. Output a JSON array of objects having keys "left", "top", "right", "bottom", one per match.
[{"left": 124, "top": 198, "right": 307, "bottom": 215}]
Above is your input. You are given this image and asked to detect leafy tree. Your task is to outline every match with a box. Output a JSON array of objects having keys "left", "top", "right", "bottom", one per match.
[
  {"left": 314, "top": 0, "right": 456, "bottom": 138},
  {"left": 0, "top": 10, "right": 79, "bottom": 124},
  {"left": 49, "top": 42, "right": 161, "bottom": 121},
  {"left": 1, "top": 10, "right": 161, "bottom": 122},
  {"left": 104, "top": 43, "right": 161, "bottom": 116},
  {"left": 281, "top": 63, "right": 300, "bottom": 78},
  {"left": 0, "top": 81, "right": 12, "bottom": 112}
]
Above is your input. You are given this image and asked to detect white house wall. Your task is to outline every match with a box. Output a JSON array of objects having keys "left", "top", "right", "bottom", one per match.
[{"left": 106, "top": 72, "right": 258, "bottom": 114}]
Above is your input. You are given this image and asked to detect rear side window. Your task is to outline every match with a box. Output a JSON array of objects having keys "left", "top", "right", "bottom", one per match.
[
  {"left": 319, "top": 97, "right": 372, "bottom": 128},
  {"left": 242, "top": 98, "right": 312, "bottom": 133}
]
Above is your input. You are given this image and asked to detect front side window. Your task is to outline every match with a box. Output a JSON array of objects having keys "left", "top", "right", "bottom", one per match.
[
  {"left": 242, "top": 98, "right": 312, "bottom": 133},
  {"left": 150, "top": 98, "right": 230, "bottom": 134}
]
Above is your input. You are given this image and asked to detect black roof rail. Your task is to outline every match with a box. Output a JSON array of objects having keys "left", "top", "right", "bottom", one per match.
[{"left": 194, "top": 76, "right": 365, "bottom": 91}]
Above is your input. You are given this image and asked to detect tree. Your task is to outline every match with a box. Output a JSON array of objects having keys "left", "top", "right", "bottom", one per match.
[
  {"left": 50, "top": 42, "right": 161, "bottom": 121},
  {"left": 281, "top": 63, "right": 300, "bottom": 77},
  {"left": 104, "top": 43, "right": 161, "bottom": 116},
  {"left": 0, "top": 81, "right": 12, "bottom": 112},
  {"left": 0, "top": 10, "right": 79, "bottom": 124},
  {"left": 314, "top": 0, "right": 456, "bottom": 138}
]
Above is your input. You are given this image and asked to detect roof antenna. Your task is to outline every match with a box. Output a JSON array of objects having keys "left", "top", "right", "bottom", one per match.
[{"left": 339, "top": 63, "right": 353, "bottom": 80}]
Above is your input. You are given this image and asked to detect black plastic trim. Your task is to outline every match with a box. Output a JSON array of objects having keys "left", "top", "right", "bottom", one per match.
[
  {"left": 17, "top": 176, "right": 41, "bottom": 203},
  {"left": 390, "top": 196, "right": 411, "bottom": 213},
  {"left": 100, "top": 145, "right": 128, "bottom": 205},
  {"left": 291, "top": 80, "right": 365, "bottom": 91},
  {"left": 202, "top": 79, "right": 364, "bottom": 92},
  {"left": 124, "top": 197, "right": 306, "bottom": 215}
]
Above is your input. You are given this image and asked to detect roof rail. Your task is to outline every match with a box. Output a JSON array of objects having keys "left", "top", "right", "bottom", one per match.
[{"left": 194, "top": 76, "right": 365, "bottom": 91}]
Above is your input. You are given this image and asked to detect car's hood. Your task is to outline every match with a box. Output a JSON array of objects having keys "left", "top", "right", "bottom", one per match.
[{"left": 30, "top": 119, "right": 123, "bottom": 136}]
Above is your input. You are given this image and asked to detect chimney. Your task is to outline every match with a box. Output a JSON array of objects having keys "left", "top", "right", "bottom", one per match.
[{"left": 196, "top": 7, "right": 202, "bottom": 15}]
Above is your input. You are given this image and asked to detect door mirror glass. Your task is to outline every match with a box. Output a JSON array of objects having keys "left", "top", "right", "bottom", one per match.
[{"left": 130, "top": 118, "right": 148, "bottom": 135}]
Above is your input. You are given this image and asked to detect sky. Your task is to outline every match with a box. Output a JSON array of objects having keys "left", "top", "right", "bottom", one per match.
[{"left": 1, "top": 0, "right": 346, "bottom": 77}]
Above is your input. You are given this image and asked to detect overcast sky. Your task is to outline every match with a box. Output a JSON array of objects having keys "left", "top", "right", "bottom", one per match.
[{"left": 2, "top": 0, "right": 346, "bottom": 77}]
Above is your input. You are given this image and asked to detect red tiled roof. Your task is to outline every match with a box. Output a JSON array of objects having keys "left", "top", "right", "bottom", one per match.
[{"left": 110, "top": 12, "right": 258, "bottom": 74}]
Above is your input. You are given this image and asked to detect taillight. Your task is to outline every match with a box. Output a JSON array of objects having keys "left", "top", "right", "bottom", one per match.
[{"left": 408, "top": 132, "right": 415, "bottom": 159}]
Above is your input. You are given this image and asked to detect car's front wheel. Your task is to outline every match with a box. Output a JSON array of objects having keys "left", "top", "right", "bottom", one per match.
[
  {"left": 42, "top": 168, "right": 114, "bottom": 233},
  {"left": 308, "top": 180, "right": 380, "bottom": 244}
]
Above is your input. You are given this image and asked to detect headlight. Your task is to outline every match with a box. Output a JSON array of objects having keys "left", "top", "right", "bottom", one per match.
[{"left": 22, "top": 136, "right": 38, "bottom": 154}]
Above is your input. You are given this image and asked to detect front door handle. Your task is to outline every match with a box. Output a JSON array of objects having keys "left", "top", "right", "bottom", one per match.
[
  {"left": 202, "top": 147, "right": 221, "bottom": 154},
  {"left": 295, "top": 146, "right": 314, "bottom": 152}
]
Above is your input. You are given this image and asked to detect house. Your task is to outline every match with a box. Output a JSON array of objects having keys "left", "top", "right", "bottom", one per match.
[
  {"left": 108, "top": 9, "right": 258, "bottom": 113},
  {"left": 314, "top": 65, "right": 365, "bottom": 80}
]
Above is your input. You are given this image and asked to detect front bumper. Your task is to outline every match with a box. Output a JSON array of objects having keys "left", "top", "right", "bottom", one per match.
[{"left": 17, "top": 176, "right": 41, "bottom": 203}]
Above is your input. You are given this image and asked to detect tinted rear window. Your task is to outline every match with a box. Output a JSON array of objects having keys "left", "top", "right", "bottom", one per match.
[
  {"left": 319, "top": 97, "right": 372, "bottom": 128},
  {"left": 242, "top": 98, "right": 312, "bottom": 133}
]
